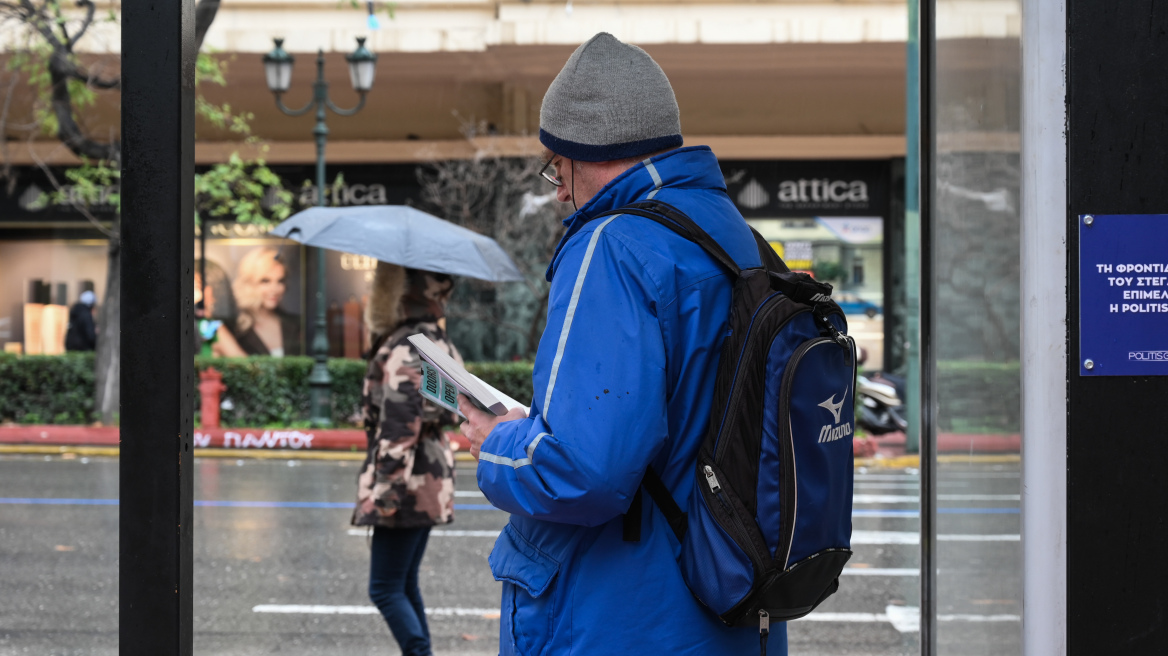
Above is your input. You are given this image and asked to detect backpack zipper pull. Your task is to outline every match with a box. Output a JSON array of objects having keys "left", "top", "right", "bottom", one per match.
[
  {"left": 813, "top": 306, "right": 851, "bottom": 349},
  {"left": 759, "top": 609, "right": 770, "bottom": 656},
  {"left": 704, "top": 465, "right": 722, "bottom": 494}
]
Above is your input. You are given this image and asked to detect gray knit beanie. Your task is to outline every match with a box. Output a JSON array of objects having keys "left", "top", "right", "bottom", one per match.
[{"left": 540, "top": 33, "right": 682, "bottom": 162}]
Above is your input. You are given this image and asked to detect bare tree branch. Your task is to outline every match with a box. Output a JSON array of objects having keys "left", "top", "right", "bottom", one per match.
[
  {"left": 194, "top": 0, "right": 220, "bottom": 51},
  {"left": 47, "top": 55, "right": 119, "bottom": 161},
  {"left": 27, "top": 138, "right": 119, "bottom": 239},
  {"left": 67, "top": 0, "right": 96, "bottom": 48},
  {"left": 0, "top": 72, "right": 21, "bottom": 190}
]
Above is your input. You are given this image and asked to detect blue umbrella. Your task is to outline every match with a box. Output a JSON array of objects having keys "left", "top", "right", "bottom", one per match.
[{"left": 270, "top": 205, "right": 524, "bottom": 282}]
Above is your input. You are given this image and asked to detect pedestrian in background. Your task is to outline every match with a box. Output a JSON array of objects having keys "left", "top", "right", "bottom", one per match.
[
  {"left": 64, "top": 290, "right": 97, "bottom": 352},
  {"left": 351, "top": 261, "right": 460, "bottom": 656},
  {"left": 460, "top": 32, "right": 784, "bottom": 655}
]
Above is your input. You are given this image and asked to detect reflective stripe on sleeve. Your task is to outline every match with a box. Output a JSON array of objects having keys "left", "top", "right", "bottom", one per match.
[
  {"left": 541, "top": 215, "right": 619, "bottom": 420},
  {"left": 479, "top": 433, "right": 552, "bottom": 469}
]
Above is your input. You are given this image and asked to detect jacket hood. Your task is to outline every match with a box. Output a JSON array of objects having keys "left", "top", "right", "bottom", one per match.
[
  {"left": 365, "top": 263, "right": 454, "bottom": 341},
  {"left": 546, "top": 146, "right": 727, "bottom": 281}
]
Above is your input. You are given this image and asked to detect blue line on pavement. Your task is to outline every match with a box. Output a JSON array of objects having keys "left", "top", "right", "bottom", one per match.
[
  {"left": 939, "top": 507, "right": 1019, "bottom": 514},
  {"left": 853, "top": 508, "right": 1020, "bottom": 518}
]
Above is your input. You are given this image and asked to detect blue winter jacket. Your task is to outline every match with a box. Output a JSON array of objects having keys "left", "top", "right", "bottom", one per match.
[{"left": 477, "top": 146, "right": 788, "bottom": 656}]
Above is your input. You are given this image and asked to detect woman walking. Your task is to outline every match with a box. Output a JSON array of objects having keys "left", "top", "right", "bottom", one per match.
[{"left": 352, "top": 262, "right": 461, "bottom": 656}]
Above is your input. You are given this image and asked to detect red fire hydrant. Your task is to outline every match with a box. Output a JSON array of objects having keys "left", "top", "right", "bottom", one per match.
[{"left": 199, "top": 368, "right": 227, "bottom": 428}]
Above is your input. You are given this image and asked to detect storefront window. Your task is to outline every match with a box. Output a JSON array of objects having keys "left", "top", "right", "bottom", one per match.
[
  {"left": 932, "top": 0, "right": 1023, "bottom": 651},
  {"left": 723, "top": 160, "right": 889, "bottom": 368}
]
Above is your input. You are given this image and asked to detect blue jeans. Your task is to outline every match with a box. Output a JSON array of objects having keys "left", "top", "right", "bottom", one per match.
[{"left": 369, "top": 526, "right": 432, "bottom": 656}]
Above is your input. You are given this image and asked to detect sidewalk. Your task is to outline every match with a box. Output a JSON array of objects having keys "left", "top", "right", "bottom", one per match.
[
  {"left": 0, "top": 425, "right": 473, "bottom": 460},
  {"left": 1, "top": 425, "right": 1019, "bottom": 466}
]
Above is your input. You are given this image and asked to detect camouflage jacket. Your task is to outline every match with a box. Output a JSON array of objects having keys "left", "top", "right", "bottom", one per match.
[{"left": 351, "top": 319, "right": 461, "bottom": 528}]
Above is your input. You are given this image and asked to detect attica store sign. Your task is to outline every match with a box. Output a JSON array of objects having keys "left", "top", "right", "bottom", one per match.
[{"left": 720, "top": 160, "right": 889, "bottom": 218}]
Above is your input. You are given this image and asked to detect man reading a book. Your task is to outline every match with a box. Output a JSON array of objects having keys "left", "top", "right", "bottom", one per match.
[{"left": 459, "top": 32, "right": 784, "bottom": 656}]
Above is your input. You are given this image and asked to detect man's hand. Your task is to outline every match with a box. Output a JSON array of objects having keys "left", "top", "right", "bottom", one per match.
[{"left": 459, "top": 395, "right": 527, "bottom": 461}]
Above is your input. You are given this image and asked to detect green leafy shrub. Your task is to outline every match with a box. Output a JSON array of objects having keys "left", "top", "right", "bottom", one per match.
[
  {"left": 0, "top": 353, "right": 97, "bottom": 424},
  {"left": 195, "top": 356, "right": 367, "bottom": 428},
  {"left": 0, "top": 352, "right": 536, "bottom": 427},
  {"left": 466, "top": 361, "right": 535, "bottom": 406},
  {"left": 937, "top": 360, "right": 1020, "bottom": 433}
]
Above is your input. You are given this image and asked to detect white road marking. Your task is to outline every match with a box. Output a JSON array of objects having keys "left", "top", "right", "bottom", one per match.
[
  {"left": 939, "top": 533, "right": 1021, "bottom": 542},
  {"left": 800, "top": 606, "right": 1019, "bottom": 633},
  {"left": 431, "top": 530, "right": 501, "bottom": 537},
  {"left": 345, "top": 528, "right": 1017, "bottom": 544},
  {"left": 454, "top": 491, "right": 485, "bottom": 497},
  {"left": 842, "top": 568, "right": 919, "bottom": 576},
  {"left": 346, "top": 528, "right": 502, "bottom": 537},
  {"left": 253, "top": 604, "right": 500, "bottom": 618}
]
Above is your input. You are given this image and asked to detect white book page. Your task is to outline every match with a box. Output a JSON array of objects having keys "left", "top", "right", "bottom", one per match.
[{"left": 408, "top": 334, "right": 528, "bottom": 416}]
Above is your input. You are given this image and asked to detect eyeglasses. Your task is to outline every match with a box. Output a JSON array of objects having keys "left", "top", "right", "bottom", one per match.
[{"left": 539, "top": 155, "right": 564, "bottom": 187}]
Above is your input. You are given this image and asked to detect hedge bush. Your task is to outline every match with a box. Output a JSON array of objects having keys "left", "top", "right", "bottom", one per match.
[
  {"left": 0, "top": 352, "right": 96, "bottom": 425},
  {"left": 0, "top": 353, "right": 1020, "bottom": 432},
  {"left": 0, "top": 352, "right": 536, "bottom": 428},
  {"left": 195, "top": 356, "right": 368, "bottom": 428},
  {"left": 937, "top": 360, "right": 1020, "bottom": 433}
]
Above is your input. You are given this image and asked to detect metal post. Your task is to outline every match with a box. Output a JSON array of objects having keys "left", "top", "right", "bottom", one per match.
[
  {"left": 120, "top": 0, "right": 196, "bottom": 653},
  {"left": 1066, "top": 2, "right": 1168, "bottom": 651},
  {"left": 309, "top": 50, "right": 333, "bottom": 427},
  {"left": 905, "top": 0, "right": 921, "bottom": 456},
  {"left": 1021, "top": 0, "right": 1067, "bottom": 653},
  {"left": 916, "top": 0, "right": 938, "bottom": 651},
  {"left": 271, "top": 47, "right": 369, "bottom": 427}
]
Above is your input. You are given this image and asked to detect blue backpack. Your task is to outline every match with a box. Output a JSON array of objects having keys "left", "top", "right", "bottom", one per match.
[{"left": 604, "top": 201, "right": 856, "bottom": 650}]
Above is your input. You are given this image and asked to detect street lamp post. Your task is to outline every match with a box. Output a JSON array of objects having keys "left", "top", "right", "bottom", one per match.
[{"left": 263, "top": 37, "right": 377, "bottom": 427}]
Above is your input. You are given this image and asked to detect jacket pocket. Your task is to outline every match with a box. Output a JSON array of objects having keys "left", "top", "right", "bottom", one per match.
[{"left": 489, "top": 523, "right": 560, "bottom": 656}]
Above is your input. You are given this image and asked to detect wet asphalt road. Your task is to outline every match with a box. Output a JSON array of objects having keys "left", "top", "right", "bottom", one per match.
[{"left": 0, "top": 454, "right": 1020, "bottom": 656}]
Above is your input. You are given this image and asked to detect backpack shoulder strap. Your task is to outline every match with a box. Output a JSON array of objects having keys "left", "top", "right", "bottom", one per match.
[
  {"left": 623, "top": 467, "right": 688, "bottom": 542},
  {"left": 751, "top": 227, "right": 790, "bottom": 274},
  {"left": 594, "top": 200, "right": 742, "bottom": 277}
]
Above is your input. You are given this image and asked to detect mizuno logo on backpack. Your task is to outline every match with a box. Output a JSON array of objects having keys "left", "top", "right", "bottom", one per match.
[
  {"left": 818, "top": 390, "right": 853, "bottom": 443},
  {"left": 603, "top": 200, "right": 857, "bottom": 642}
]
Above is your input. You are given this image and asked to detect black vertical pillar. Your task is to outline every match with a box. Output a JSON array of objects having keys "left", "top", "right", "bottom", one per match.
[
  {"left": 918, "top": 0, "right": 937, "bottom": 652},
  {"left": 1067, "top": 2, "right": 1168, "bottom": 653},
  {"left": 120, "top": 1, "right": 196, "bottom": 653}
]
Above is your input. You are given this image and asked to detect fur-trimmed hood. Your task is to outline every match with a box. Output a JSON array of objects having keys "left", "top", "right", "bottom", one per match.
[{"left": 365, "top": 262, "right": 455, "bottom": 342}]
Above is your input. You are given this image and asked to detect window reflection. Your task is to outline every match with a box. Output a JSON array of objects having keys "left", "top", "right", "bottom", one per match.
[{"left": 933, "top": 0, "right": 1024, "bottom": 652}]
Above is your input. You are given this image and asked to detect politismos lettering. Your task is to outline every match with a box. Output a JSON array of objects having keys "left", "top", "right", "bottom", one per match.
[
  {"left": 1112, "top": 303, "right": 1168, "bottom": 313},
  {"left": 778, "top": 179, "right": 869, "bottom": 204},
  {"left": 1129, "top": 351, "right": 1168, "bottom": 361}
]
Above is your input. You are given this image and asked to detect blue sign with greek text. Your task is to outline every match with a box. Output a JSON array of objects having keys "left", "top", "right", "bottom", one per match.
[{"left": 1080, "top": 214, "right": 1168, "bottom": 376}]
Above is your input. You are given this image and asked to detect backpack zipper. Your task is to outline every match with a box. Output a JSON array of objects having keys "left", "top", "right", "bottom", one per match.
[
  {"left": 703, "top": 463, "right": 765, "bottom": 571},
  {"left": 713, "top": 298, "right": 804, "bottom": 463},
  {"left": 775, "top": 335, "right": 855, "bottom": 570}
]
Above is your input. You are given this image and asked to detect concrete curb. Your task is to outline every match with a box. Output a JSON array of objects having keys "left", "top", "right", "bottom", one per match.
[
  {"left": 0, "top": 425, "right": 474, "bottom": 454},
  {"left": 1, "top": 426, "right": 1021, "bottom": 469}
]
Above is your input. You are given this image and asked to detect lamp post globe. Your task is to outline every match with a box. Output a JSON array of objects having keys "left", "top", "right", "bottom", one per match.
[
  {"left": 262, "top": 38, "right": 294, "bottom": 94},
  {"left": 265, "top": 36, "right": 374, "bottom": 427},
  {"left": 346, "top": 37, "right": 378, "bottom": 93}
]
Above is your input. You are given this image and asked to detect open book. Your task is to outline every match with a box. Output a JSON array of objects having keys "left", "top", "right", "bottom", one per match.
[{"left": 407, "top": 333, "right": 528, "bottom": 418}]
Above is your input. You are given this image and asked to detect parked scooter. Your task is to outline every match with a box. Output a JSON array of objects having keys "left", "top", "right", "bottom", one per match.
[{"left": 855, "top": 347, "right": 908, "bottom": 435}]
